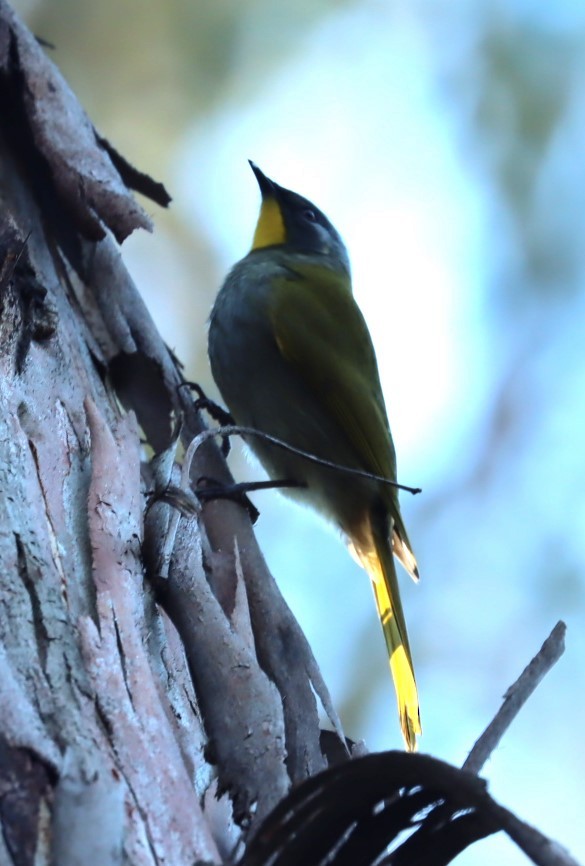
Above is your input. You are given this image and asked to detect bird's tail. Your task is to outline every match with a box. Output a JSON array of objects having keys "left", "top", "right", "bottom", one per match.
[{"left": 352, "top": 519, "right": 421, "bottom": 751}]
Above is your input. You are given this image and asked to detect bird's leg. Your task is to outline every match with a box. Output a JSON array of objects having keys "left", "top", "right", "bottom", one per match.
[{"left": 196, "top": 476, "right": 307, "bottom": 524}]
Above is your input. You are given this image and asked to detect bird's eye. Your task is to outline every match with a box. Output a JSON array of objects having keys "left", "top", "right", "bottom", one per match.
[{"left": 303, "top": 208, "right": 317, "bottom": 222}]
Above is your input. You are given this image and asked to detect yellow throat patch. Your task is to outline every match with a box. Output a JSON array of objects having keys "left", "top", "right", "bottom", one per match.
[{"left": 252, "top": 197, "right": 287, "bottom": 250}]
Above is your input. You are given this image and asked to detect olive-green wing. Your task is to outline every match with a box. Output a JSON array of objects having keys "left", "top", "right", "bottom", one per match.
[{"left": 269, "top": 262, "right": 397, "bottom": 484}]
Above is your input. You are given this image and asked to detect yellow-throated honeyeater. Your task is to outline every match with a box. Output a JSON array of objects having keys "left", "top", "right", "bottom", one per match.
[{"left": 208, "top": 162, "right": 421, "bottom": 749}]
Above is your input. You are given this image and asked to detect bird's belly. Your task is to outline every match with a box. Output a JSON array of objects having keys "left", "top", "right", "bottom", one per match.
[
  {"left": 239, "top": 384, "right": 378, "bottom": 532},
  {"left": 209, "top": 304, "right": 379, "bottom": 532}
]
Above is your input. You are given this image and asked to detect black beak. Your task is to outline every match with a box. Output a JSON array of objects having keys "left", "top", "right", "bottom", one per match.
[{"left": 248, "top": 160, "right": 276, "bottom": 198}]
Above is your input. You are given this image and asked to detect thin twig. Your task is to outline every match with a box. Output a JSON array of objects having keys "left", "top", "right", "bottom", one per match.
[
  {"left": 185, "top": 424, "right": 422, "bottom": 495},
  {"left": 463, "top": 621, "right": 566, "bottom": 775}
]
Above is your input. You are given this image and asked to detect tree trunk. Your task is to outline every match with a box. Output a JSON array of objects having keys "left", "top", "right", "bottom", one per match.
[{"left": 0, "top": 3, "right": 341, "bottom": 863}]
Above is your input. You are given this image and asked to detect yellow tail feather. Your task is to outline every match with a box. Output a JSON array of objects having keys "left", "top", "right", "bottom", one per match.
[{"left": 353, "top": 532, "right": 421, "bottom": 751}]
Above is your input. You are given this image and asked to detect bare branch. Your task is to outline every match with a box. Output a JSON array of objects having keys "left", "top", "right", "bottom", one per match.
[
  {"left": 464, "top": 621, "right": 566, "bottom": 774},
  {"left": 486, "top": 801, "right": 581, "bottom": 866}
]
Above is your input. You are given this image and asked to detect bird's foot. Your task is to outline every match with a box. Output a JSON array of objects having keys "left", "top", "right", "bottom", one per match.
[{"left": 196, "top": 476, "right": 307, "bottom": 524}]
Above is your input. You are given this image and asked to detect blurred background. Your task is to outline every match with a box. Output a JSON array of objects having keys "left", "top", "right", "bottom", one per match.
[{"left": 15, "top": 0, "right": 584, "bottom": 862}]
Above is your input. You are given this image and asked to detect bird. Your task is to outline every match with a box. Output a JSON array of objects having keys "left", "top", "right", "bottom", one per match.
[{"left": 208, "top": 161, "right": 421, "bottom": 750}]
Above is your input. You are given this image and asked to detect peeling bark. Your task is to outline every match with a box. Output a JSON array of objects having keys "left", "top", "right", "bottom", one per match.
[{"left": 0, "top": 3, "right": 343, "bottom": 864}]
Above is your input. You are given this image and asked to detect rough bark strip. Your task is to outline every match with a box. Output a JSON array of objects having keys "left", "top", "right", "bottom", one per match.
[
  {"left": 82, "top": 399, "right": 221, "bottom": 866},
  {"left": 0, "top": 3, "right": 345, "bottom": 862},
  {"left": 52, "top": 751, "right": 125, "bottom": 866},
  {"left": 162, "top": 512, "right": 289, "bottom": 825},
  {"left": 202, "top": 498, "right": 329, "bottom": 782}
]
